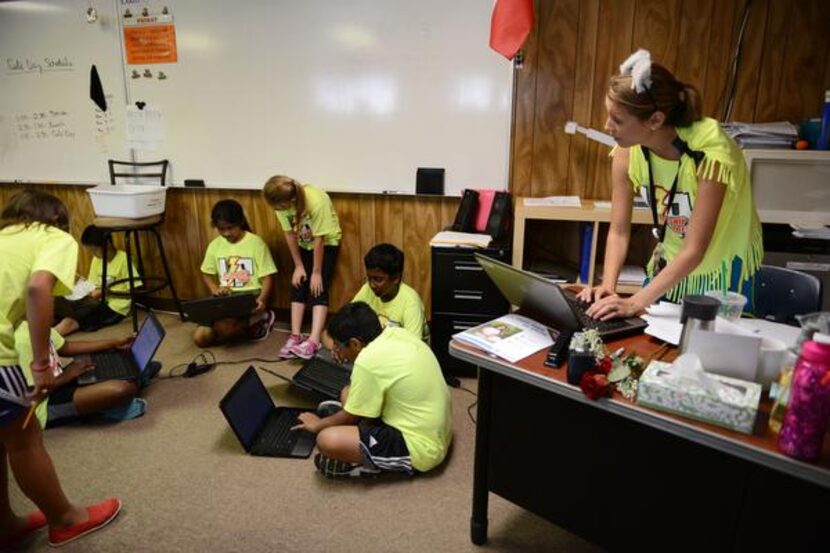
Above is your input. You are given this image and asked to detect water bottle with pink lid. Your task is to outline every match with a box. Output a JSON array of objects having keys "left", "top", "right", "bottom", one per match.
[{"left": 777, "top": 334, "right": 830, "bottom": 462}]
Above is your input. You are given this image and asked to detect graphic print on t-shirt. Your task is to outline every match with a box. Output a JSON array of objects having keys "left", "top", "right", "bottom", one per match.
[
  {"left": 655, "top": 185, "right": 693, "bottom": 239},
  {"left": 297, "top": 216, "right": 313, "bottom": 247},
  {"left": 665, "top": 192, "right": 692, "bottom": 238},
  {"left": 218, "top": 256, "right": 254, "bottom": 288}
]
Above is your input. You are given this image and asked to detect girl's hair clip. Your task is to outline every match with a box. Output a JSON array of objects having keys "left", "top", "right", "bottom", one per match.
[{"left": 619, "top": 49, "right": 652, "bottom": 94}]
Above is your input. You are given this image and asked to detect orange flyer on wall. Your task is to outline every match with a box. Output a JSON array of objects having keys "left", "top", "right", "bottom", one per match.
[{"left": 124, "top": 24, "right": 178, "bottom": 64}]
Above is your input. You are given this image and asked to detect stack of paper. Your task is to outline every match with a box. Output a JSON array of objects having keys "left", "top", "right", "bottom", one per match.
[
  {"left": 523, "top": 196, "right": 581, "bottom": 208},
  {"left": 64, "top": 278, "right": 96, "bottom": 301},
  {"left": 597, "top": 265, "right": 647, "bottom": 286},
  {"left": 791, "top": 224, "right": 830, "bottom": 240},
  {"left": 430, "top": 231, "right": 492, "bottom": 248},
  {"left": 721, "top": 121, "right": 798, "bottom": 149}
]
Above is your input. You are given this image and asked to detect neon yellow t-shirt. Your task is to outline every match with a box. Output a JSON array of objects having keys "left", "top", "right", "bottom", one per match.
[
  {"left": 88, "top": 250, "right": 140, "bottom": 316},
  {"left": 344, "top": 327, "right": 452, "bottom": 472},
  {"left": 0, "top": 224, "right": 77, "bottom": 365},
  {"left": 352, "top": 282, "right": 427, "bottom": 341},
  {"left": 14, "top": 323, "right": 65, "bottom": 428},
  {"left": 200, "top": 231, "right": 277, "bottom": 292},
  {"left": 274, "top": 185, "right": 342, "bottom": 250},
  {"left": 623, "top": 117, "right": 764, "bottom": 301}
]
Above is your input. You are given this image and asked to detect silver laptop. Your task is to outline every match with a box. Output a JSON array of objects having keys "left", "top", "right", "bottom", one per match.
[{"left": 474, "top": 253, "right": 647, "bottom": 340}]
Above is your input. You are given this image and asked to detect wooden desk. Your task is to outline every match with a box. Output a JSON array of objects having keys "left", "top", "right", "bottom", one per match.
[{"left": 451, "top": 335, "right": 830, "bottom": 550}]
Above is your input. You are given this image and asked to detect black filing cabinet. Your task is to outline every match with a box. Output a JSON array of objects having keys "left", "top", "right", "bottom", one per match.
[{"left": 431, "top": 244, "right": 510, "bottom": 377}]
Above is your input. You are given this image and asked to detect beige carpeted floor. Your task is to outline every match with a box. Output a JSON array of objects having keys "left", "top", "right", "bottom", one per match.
[{"left": 10, "top": 312, "right": 602, "bottom": 552}]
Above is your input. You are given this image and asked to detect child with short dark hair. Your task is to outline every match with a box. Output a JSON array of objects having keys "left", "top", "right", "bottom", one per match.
[
  {"left": 193, "top": 199, "right": 277, "bottom": 347},
  {"left": 292, "top": 302, "right": 452, "bottom": 478},
  {"left": 54, "top": 225, "right": 138, "bottom": 336},
  {"left": 263, "top": 175, "right": 341, "bottom": 359},
  {"left": 352, "top": 243, "right": 427, "bottom": 341},
  {"left": 0, "top": 189, "right": 121, "bottom": 548}
]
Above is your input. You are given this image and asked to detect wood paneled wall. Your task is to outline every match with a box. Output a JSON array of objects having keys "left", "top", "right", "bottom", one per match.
[
  {"left": 513, "top": 0, "right": 830, "bottom": 200},
  {"left": 3, "top": 0, "right": 829, "bottom": 317},
  {"left": 0, "top": 184, "right": 459, "bottom": 317}
]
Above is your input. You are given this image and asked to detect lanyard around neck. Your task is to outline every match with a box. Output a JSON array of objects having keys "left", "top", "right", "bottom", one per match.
[
  {"left": 641, "top": 136, "right": 703, "bottom": 243},
  {"left": 642, "top": 147, "right": 679, "bottom": 244}
]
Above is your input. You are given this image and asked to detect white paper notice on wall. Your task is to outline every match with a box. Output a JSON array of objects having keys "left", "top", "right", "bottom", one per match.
[{"left": 126, "top": 104, "right": 166, "bottom": 151}]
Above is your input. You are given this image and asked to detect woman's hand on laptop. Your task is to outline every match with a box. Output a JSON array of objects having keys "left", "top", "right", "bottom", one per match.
[
  {"left": 576, "top": 285, "right": 616, "bottom": 304},
  {"left": 586, "top": 295, "right": 642, "bottom": 321}
]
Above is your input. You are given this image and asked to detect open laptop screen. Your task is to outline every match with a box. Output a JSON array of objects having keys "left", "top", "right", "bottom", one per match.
[
  {"left": 130, "top": 314, "right": 165, "bottom": 372},
  {"left": 222, "top": 369, "right": 272, "bottom": 450}
]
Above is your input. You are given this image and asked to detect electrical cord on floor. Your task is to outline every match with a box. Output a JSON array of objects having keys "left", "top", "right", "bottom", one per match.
[
  {"left": 161, "top": 350, "right": 298, "bottom": 382},
  {"left": 455, "top": 384, "right": 478, "bottom": 425},
  {"left": 163, "top": 350, "right": 218, "bottom": 378}
]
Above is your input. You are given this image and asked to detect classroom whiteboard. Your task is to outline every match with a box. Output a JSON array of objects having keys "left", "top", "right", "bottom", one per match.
[
  {"left": 0, "top": 0, "right": 129, "bottom": 184},
  {"left": 1, "top": 0, "right": 513, "bottom": 194}
]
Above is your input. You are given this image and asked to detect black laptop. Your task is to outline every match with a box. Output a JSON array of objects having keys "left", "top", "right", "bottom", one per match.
[
  {"left": 80, "top": 312, "right": 166, "bottom": 383},
  {"left": 474, "top": 254, "right": 647, "bottom": 340},
  {"left": 219, "top": 366, "right": 315, "bottom": 458},
  {"left": 292, "top": 351, "right": 351, "bottom": 400},
  {"left": 182, "top": 293, "right": 257, "bottom": 326}
]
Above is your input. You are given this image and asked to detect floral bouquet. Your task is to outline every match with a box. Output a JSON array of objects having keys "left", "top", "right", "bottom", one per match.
[{"left": 568, "top": 329, "right": 645, "bottom": 400}]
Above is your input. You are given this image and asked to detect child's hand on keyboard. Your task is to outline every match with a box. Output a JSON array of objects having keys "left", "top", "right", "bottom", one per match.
[{"left": 292, "top": 412, "right": 323, "bottom": 434}]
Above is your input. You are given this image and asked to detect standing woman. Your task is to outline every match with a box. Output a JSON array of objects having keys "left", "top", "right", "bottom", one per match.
[
  {"left": 0, "top": 190, "right": 120, "bottom": 548},
  {"left": 579, "top": 49, "right": 763, "bottom": 320}
]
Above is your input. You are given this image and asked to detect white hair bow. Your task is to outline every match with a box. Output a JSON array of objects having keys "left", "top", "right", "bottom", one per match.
[{"left": 619, "top": 49, "right": 652, "bottom": 93}]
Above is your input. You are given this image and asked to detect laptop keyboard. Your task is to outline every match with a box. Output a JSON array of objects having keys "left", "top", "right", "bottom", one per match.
[
  {"left": 565, "top": 296, "right": 632, "bottom": 334},
  {"left": 256, "top": 411, "right": 301, "bottom": 455},
  {"left": 295, "top": 358, "right": 351, "bottom": 399},
  {"left": 94, "top": 352, "right": 133, "bottom": 378}
]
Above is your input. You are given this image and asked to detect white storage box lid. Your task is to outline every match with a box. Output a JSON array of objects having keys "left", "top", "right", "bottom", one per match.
[{"left": 87, "top": 184, "right": 167, "bottom": 219}]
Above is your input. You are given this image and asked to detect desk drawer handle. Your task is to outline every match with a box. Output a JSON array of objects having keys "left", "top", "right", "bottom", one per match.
[
  {"left": 453, "top": 264, "right": 483, "bottom": 272},
  {"left": 453, "top": 292, "right": 483, "bottom": 301}
]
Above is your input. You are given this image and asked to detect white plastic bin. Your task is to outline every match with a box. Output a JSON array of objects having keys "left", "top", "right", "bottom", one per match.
[{"left": 87, "top": 184, "right": 167, "bottom": 218}]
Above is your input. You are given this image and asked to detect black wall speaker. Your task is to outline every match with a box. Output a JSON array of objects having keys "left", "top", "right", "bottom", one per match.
[
  {"left": 485, "top": 191, "right": 512, "bottom": 241},
  {"left": 416, "top": 167, "right": 445, "bottom": 195}
]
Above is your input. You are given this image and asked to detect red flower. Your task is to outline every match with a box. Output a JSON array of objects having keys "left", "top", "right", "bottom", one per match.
[
  {"left": 580, "top": 371, "right": 611, "bottom": 400},
  {"left": 597, "top": 356, "right": 613, "bottom": 375}
]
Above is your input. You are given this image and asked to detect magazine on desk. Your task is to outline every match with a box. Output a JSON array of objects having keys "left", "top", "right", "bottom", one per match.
[{"left": 453, "top": 313, "right": 554, "bottom": 363}]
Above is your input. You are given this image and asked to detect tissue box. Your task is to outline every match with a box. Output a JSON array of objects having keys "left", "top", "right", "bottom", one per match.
[
  {"left": 636, "top": 361, "right": 761, "bottom": 434},
  {"left": 87, "top": 184, "right": 166, "bottom": 219}
]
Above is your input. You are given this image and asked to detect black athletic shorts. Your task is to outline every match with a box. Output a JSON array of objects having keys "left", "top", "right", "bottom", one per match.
[{"left": 358, "top": 419, "right": 413, "bottom": 475}]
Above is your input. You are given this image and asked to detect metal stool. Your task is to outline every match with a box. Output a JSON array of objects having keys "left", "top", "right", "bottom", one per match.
[{"left": 95, "top": 160, "right": 184, "bottom": 332}]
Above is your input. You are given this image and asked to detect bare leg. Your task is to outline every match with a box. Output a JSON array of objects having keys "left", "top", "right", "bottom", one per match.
[
  {"left": 0, "top": 446, "right": 22, "bottom": 533},
  {"left": 290, "top": 302, "right": 305, "bottom": 336},
  {"left": 316, "top": 426, "right": 362, "bottom": 464},
  {"left": 308, "top": 305, "right": 328, "bottom": 344},
  {"left": 54, "top": 318, "right": 79, "bottom": 337},
  {"left": 73, "top": 381, "right": 139, "bottom": 416},
  {"left": 192, "top": 326, "right": 215, "bottom": 348},
  {"left": 0, "top": 412, "right": 86, "bottom": 527}
]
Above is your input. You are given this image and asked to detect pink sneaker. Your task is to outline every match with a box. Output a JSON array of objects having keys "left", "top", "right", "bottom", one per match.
[
  {"left": 290, "top": 339, "right": 321, "bottom": 360},
  {"left": 279, "top": 334, "right": 303, "bottom": 359}
]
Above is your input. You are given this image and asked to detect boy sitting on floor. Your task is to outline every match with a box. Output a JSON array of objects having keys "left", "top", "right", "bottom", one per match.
[
  {"left": 351, "top": 243, "right": 427, "bottom": 341},
  {"left": 292, "top": 302, "right": 452, "bottom": 478}
]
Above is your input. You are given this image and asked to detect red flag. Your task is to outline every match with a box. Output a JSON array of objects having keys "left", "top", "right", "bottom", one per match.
[{"left": 489, "top": 0, "right": 534, "bottom": 60}]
